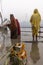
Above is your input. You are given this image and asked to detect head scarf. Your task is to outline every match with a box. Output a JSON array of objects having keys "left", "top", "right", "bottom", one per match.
[{"left": 34, "top": 9, "right": 38, "bottom": 13}]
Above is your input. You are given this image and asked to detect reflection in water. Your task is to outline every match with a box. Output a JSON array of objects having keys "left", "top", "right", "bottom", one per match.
[
  {"left": 11, "top": 37, "right": 21, "bottom": 45},
  {"left": 30, "top": 42, "right": 40, "bottom": 63}
]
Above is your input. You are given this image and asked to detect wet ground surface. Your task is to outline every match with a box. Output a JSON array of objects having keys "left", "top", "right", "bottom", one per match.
[{"left": 0, "top": 29, "right": 43, "bottom": 65}]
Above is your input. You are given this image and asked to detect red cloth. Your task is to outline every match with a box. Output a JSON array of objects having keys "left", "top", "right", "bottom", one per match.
[
  {"left": 16, "top": 19, "right": 21, "bottom": 35},
  {"left": 10, "top": 16, "right": 17, "bottom": 32}
]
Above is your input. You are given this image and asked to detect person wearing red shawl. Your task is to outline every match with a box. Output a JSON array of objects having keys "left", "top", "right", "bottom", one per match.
[
  {"left": 3, "top": 14, "right": 21, "bottom": 42},
  {"left": 10, "top": 14, "right": 18, "bottom": 39},
  {"left": 6, "top": 14, "right": 18, "bottom": 39}
]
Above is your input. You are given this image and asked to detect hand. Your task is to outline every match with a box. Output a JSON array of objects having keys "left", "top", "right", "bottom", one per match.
[{"left": 0, "top": 12, "right": 2, "bottom": 18}]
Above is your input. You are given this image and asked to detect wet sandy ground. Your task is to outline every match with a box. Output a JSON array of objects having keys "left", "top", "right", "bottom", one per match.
[{"left": 0, "top": 30, "right": 43, "bottom": 65}]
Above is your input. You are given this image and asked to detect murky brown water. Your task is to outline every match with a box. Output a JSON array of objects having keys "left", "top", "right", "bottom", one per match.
[
  {"left": 25, "top": 43, "right": 43, "bottom": 65},
  {"left": 0, "top": 30, "right": 43, "bottom": 65}
]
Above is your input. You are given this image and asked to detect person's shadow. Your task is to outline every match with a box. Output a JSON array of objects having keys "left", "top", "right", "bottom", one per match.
[{"left": 30, "top": 41, "right": 40, "bottom": 63}]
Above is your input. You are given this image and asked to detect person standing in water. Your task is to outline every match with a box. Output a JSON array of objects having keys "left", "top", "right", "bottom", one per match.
[{"left": 30, "top": 9, "right": 41, "bottom": 41}]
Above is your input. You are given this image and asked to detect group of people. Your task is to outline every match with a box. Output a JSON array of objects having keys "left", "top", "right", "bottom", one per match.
[
  {"left": 0, "top": 8, "right": 41, "bottom": 41},
  {"left": 7, "top": 9, "right": 41, "bottom": 41}
]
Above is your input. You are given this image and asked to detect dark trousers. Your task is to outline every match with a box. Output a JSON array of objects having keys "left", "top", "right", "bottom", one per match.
[
  {"left": 32, "top": 35, "right": 37, "bottom": 41},
  {"left": 11, "top": 28, "right": 18, "bottom": 39}
]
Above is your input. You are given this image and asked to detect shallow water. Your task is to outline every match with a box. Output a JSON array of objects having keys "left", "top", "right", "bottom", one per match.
[{"left": 0, "top": 27, "right": 43, "bottom": 65}]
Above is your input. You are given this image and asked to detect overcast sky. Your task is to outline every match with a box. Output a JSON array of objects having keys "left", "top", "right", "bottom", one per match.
[{"left": 0, "top": 0, "right": 43, "bottom": 22}]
